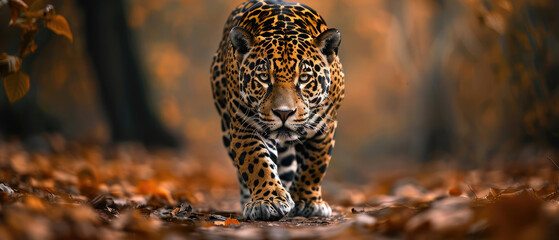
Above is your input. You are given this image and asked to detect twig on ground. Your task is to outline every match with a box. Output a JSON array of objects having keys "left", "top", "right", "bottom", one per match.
[{"left": 547, "top": 155, "right": 559, "bottom": 170}]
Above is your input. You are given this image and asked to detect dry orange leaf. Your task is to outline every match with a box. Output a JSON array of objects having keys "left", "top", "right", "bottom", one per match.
[
  {"left": 153, "top": 187, "right": 175, "bottom": 205},
  {"left": 77, "top": 167, "right": 100, "bottom": 198},
  {"left": 24, "top": 195, "right": 46, "bottom": 212},
  {"left": 3, "top": 71, "right": 30, "bottom": 103},
  {"left": 19, "top": 29, "right": 38, "bottom": 57},
  {"left": 448, "top": 187, "right": 462, "bottom": 196},
  {"left": 136, "top": 179, "right": 175, "bottom": 205},
  {"left": 170, "top": 207, "right": 180, "bottom": 216},
  {"left": 136, "top": 179, "right": 157, "bottom": 195},
  {"left": 224, "top": 217, "right": 240, "bottom": 226},
  {"left": 203, "top": 222, "right": 215, "bottom": 228},
  {"left": 45, "top": 14, "right": 73, "bottom": 42}
]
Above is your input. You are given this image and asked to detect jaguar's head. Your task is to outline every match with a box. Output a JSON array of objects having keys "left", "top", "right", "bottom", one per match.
[{"left": 230, "top": 26, "right": 341, "bottom": 141}]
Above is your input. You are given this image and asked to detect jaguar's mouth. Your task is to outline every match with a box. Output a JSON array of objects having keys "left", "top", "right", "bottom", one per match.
[{"left": 270, "top": 126, "right": 299, "bottom": 141}]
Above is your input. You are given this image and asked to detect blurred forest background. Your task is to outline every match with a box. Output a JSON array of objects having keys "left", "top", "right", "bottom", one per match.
[{"left": 1, "top": 0, "right": 558, "bottom": 184}]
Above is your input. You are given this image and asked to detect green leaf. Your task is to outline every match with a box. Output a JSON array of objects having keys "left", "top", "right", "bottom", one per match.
[{"left": 3, "top": 71, "right": 30, "bottom": 103}]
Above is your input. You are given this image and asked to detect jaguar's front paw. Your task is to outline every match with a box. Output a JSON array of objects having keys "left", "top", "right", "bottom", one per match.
[
  {"left": 243, "top": 195, "right": 295, "bottom": 221},
  {"left": 288, "top": 200, "right": 331, "bottom": 218}
]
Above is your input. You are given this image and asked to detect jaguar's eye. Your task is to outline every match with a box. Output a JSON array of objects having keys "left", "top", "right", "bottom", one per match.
[
  {"left": 258, "top": 73, "right": 269, "bottom": 81},
  {"left": 299, "top": 73, "right": 311, "bottom": 83}
]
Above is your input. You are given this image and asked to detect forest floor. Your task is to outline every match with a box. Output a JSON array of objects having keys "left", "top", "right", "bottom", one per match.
[{"left": 0, "top": 140, "right": 558, "bottom": 239}]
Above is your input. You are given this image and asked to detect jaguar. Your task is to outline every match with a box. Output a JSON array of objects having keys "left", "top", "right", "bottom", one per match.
[{"left": 210, "top": 0, "right": 345, "bottom": 220}]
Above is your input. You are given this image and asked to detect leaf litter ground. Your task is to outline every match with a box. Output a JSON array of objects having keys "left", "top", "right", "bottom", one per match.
[{"left": 0, "top": 140, "right": 558, "bottom": 239}]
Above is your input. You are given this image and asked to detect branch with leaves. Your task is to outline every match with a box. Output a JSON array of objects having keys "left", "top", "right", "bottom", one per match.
[{"left": 0, "top": 0, "right": 73, "bottom": 103}]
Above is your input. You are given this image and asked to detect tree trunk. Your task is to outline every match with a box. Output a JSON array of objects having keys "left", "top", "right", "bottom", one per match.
[{"left": 79, "top": 0, "right": 179, "bottom": 148}]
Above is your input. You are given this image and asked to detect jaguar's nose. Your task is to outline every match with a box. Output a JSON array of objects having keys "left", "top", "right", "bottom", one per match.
[{"left": 272, "top": 108, "right": 296, "bottom": 123}]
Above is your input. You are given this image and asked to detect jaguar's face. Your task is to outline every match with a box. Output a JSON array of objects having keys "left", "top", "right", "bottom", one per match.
[
  {"left": 231, "top": 27, "right": 340, "bottom": 141},
  {"left": 239, "top": 57, "right": 331, "bottom": 141}
]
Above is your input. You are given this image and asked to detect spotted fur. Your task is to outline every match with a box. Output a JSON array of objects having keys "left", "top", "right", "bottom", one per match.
[{"left": 210, "top": 0, "right": 345, "bottom": 220}]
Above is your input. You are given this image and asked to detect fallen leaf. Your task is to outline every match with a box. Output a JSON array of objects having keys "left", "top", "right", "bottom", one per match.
[
  {"left": 136, "top": 179, "right": 156, "bottom": 195},
  {"left": 115, "top": 210, "right": 161, "bottom": 234},
  {"left": 406, "top": 197, "right": 473, "bottom": 233},
  {"left": 10, "top": 153, "right": 29, "bottom": 174},
  {"left": 137, "top": 180, "right": 175, "bottom": 207},
  {"left": 355, "top": 214, "right": 377, "bottom": 228},
  {"left": 391, "top": 180, "right": 427, "bottom": 199},
  {"left": 109, "top": 184, "right": 124, "bottom": 198},
  {"left": 203, "top": 222, "right": 215, "bottom": 228},
  {"left": 448, "top": 187, "right": 462, "bottom": 196},
  {"left": 24, "top": 195, "right": 46, "bottom": 212},
  {"left": 77, "top": 167, "right": 99, "bottom": 198},
  {"left": 170, "top": 202, "right": 192, "bottom": 219},
  {"left": 224, "top": 216, "right": 240, "bottom": 226},
  {"left": 153, "top": 186, "right": 174, "bottom": 206}
]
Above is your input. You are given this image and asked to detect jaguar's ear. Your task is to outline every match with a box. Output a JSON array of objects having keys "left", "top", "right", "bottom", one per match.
[
  {"left": 315, "top": 28, "right": 341, "bottom": 64},
  {"left": 230, "top": 26, "right": 255, "bottom": 63}
]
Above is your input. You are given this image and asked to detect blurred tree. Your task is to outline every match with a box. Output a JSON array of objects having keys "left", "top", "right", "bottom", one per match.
[
  {"left": 500, "top": 0, "right": 559, "bottom": 148},
  {"left": 78, "top": 0, "right": 178, "bottom": 147},
  {"left": 1, "top": 0, "right": 178, "bottom": 148},
  {"left": 387, "top": 0, "right": 457, "bottom": 162}
]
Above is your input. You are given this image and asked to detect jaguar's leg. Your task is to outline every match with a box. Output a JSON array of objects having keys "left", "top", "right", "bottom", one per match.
[
  {"left": 276, "top": 144, "right": 297, "bottom": 191},
  {"left": 289, "top": 121, "right": 336, "bottom": 218},
  {"left": 230, "top": 127, "right": 295, "bottom": 220},
  {"left": 236, "top": 172, "right": 251, "bottom": 211},
  {"left": 218, "top": 114, "right": 251, "bottom": 210}
]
